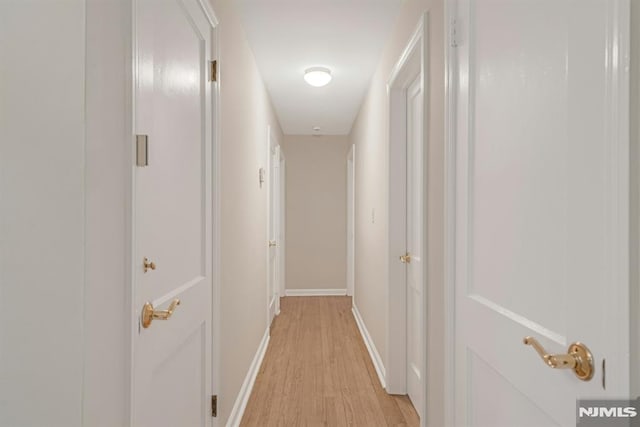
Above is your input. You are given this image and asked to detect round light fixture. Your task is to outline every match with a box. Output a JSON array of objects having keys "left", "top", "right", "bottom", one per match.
[{"left": 304, "top": 67, "right": 332, "bottom": 87}]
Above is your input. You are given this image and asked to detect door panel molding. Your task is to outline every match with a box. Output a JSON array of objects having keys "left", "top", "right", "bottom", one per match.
[{"left": 443, "top": 0, "right": 631, "bottom": 425}]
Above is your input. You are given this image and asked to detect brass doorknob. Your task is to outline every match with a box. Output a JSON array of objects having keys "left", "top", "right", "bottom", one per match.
[
  {"left": 399, "top": 253, "right": 412, "bottom": 263},
  {"left": 523, "top": 336, "right": 594, "bottom": 381},
  {"left": 141, "top": 299, "right": 180, "bottom": 329},
  {"left": 143, "top": 257, "right": 156, "bottom": 273}
]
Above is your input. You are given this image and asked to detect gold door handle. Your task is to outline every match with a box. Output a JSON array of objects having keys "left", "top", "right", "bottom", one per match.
[
  {"left": 143, "top": 257, "right": 156, "bottom": 273},
  {"left": 141, "top": 299, "right": 180, "bottom": 329},
  {"left": 399, "top": 253, "right": 411, "bottom": 263},
  {"left": 269, "top": 240, "right": 277, "bottom": 248},
  {"left": 523, "top": 336, "right": 594, "bottom": 381}
]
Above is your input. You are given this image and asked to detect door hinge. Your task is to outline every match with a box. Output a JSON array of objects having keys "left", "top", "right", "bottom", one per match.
[
  {"left": 450, "top": 19, "right": 458, "bottom": 47},
  {"left": 211, "top": 395, "right": 217, "bottom": 417},
  {"left": 136, "top": 134, "right": 148, "bottom": 167},
  {"left": 210, "top": 60, "right": 217, "bottom": 82}
]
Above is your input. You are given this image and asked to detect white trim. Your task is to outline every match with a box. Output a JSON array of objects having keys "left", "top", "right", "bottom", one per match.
[
  {"left": 284, "top": 288, "right": 347, "bottom": 297},
  {"left": 210, "top": 10, "right": 222, "bottom": 427},
  {"left": 346, "top": 144, "right": 356, "bottom": 298},
  {"left": 278, "top": 153, "right": 287, "bottom": 309},
  {"left": 443, "top": 1, "right": 457, "bottom": 425},
  {"left": 266, "top": 125, "right": 273, "bottom": 327},
  {"left": 385, "top": 14, "right": 428, "bottom": 424},
  {"left": 225, "top": 329, "right": 270, "bottom": 427},
  {"left": 387, "top": 18, "right": 425, "bottom": 91},
  {"left": 267, "top": 126, "right": 283, "bottom": 322},
  {"left": 352, "top": 305, "right": 386, "bottom": 389},
  {"left": 196, "top": 0, "right": 218, "bottom": 26}
]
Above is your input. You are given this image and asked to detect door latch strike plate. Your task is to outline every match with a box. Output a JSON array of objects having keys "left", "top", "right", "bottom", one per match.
[
  {"left": 136, "top": 135, "right": 149, "bottom": 167},
  {"left": 210, "top": 60, "right": 217, "bottom": 82}
]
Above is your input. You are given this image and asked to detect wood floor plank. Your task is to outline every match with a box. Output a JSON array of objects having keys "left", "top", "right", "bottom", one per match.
[{"left": 240, "top": 296, "right": 419, "bottom": 427}]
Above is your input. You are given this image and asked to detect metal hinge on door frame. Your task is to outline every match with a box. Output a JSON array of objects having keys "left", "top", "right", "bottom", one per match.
[
  {"left": 211, "top": 395, "right": 217, "bottom": 417},
  {"left": 210, "top": 60, "right": 217, "bottom": 82}
]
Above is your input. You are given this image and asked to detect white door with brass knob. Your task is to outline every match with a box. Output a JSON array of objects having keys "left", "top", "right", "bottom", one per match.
[
  {"left": 450, "top": 1, "right": 630, "bottom": 426},
  {"left": 132, "top": 0, "right": 215, "bottom": 425}
]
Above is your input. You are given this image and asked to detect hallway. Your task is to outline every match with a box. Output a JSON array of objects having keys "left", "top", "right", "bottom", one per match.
[
  {"left": 2, "top": 0, "right": 638, "bottom": 426},
  {"left": 241, "top": 297, "right": 419, "bottom": 426}
]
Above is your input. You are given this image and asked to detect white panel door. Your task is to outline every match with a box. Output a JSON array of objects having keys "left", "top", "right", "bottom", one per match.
[
  {"left": 133, "top": 0, "right": 213, "bottom": 425},
  {"left": 268, "top": 143, "right": 281, "bottom": 324},
  {"left": 406, "top": 75, "right": 424, "bottom": 419},
  {"left": 452, "top": 1, "right": 630, "bottom": 426}
]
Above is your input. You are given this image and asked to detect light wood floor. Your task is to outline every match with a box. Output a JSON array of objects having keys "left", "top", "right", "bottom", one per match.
[{"left": 240, "top": 296, "right": 420, "bottom": 427}]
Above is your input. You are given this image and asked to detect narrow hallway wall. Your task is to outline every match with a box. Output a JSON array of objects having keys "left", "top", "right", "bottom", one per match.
[
  {"left": 349, "top": 0, "right": 445, "bottom": 425},
  {"left": 281, "top": 135, "right": 351, "bottom": 293},
  {"left": 1, "top": 2, "right": 86, "bottom": 426},
  {"left": 209, "top": 0, "right": 285, "bottom": 422}
]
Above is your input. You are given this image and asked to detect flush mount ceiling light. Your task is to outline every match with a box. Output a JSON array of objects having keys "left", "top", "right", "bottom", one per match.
[{"left": 304, "top": 67, "right": 332, "bottom": 87}]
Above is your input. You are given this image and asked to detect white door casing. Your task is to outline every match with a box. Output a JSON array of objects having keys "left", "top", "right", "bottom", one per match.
[
  {"left": 387, "top": 14, "right": 428, "bottom": 426},
  {"left": 447, "top": 1, "right": 630, "bottom": 426},
  {"left": 405, "top": 75, "right": 425, "bottom": 418},
  {"left": 268, "top": 127, "right": 281, "bottom": 324},
  {"left": 279, "top": 154, "right": 287, "bottom": 301},
  {"left": 132, "top": 0, "right": 215, "bottom": 425},
  {"left": 347, "top": 144, "right": 356, "bottom": 298}
]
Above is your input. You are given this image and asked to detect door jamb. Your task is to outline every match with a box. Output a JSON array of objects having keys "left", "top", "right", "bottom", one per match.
[
  {"left": 443, "top": 1, "right": 457, "bottom": 425},
  {"left": 279, "top": 152, "right": 286, "bottom": 304},
  {"left": 208, "top": 3, "right": 221, "bottom": 425},
  {"left": 386, "top": 13, "right": 428, "bottom": 425},
  {"left": 347, "top": 144, "right": 356, "bottom": 298},
  {"left": 266, "top": 125, "right": 281, "bottom": 325}
]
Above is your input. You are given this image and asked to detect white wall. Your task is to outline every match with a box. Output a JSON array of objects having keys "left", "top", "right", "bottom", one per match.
[
  {"left": 83, "top": 0, "right": 131, "bottom": 425},
  {"left": 0, "top": 1, "right": 86, "bottom": 426},
  {"left": 281, "top": 135, "right": 351, "bottom": 291},
  {"left": 349, "top": 1, "right": 445, "bottom": 426},
  {"left": 208, "top": 0, "right": 285, "bottom": 422}
]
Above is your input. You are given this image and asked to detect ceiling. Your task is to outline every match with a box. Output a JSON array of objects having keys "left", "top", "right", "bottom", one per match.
[{"left": 236, "top": 0, "right": 403, "bottom": 136}]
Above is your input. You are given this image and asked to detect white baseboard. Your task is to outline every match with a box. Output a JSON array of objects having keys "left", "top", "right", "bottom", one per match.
[
  {"left": 351, "top": 304, "right": 386, "bottom": 389},
  {"left": 285, "top": 288, "right": 347, "bottom": 296},
  {"left": 226, "top": 329, "right": 270, "bottom": 427}
]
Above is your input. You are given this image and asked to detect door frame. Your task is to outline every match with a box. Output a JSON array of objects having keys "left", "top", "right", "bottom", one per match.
[
  {"left": 128, "top": 0, "right": 220, "bottom": 425},
  {"left": 443, "top": 0, "right": 632, "bottom": 424},
  {"left": 279, "top": 151, "right": 287, "bottom": 302},
  {"left": 209, "top": 3, "right": 221, "bottom": 426},
  {"left": 266, "top": 125, "right": 282, "bottom": 323},
  {"left": 347, "top": 144, "right": 356, "bottom": 298},
  {"left": 443, "top": 2, "right": 457, "bottom": 424},
  {"left": 386, "top": 13, "right": 428, "bottom": 424}
]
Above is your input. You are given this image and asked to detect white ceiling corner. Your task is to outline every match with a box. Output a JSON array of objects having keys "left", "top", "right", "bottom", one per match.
[{"left": 236, "top": 0, "right": 403, "bottom": 136}]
